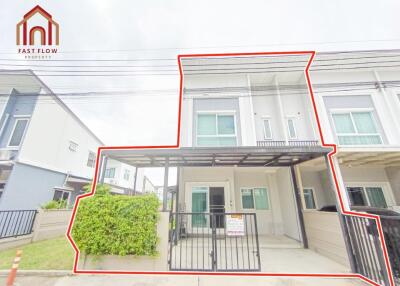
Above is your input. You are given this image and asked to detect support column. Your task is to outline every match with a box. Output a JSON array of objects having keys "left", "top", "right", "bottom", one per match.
[
  {"left": 290, "top": 165, "right": 308, "bottom": 249},
  {"left": 324, "top": 155, "right": 357, "bottom": 273},
  {"left": 132, "top": 167, "right": 139, "bottom": 196},
  {"left": 175, "top": 167, "right": 181, "bottom": 244},
  {"left": 162, "top": 157, "right": 169, "bottom": 211},
  {"left": 98, "top": 155, "right": 107, "bottom": 185}
]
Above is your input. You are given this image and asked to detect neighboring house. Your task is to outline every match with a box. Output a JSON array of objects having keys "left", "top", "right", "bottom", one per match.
[
  {"left": 0, "top": 70, "right": 104, "bottom": 210},
  {"left": 98, "top": 52, "right": 398, "bottom": 281},
  {"left": 304, "top": 52, "right": 400, "bottom": 214},
  {"left": 103, "top": 158, "right": 145, "bottom": 195}
]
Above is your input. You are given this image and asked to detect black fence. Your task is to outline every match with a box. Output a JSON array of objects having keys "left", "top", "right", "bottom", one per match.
[
  {"left": 0, "top": 210, "right": 37, "bottom": 239},
  {"left": 345, "top": 215, "right": 395, "bottom": 286},
  {"left": 380, "top": 216, "right": 400, "bottom": 285},
  {"left": 168, "top": 212, "right": 261, "bottom": 272}
]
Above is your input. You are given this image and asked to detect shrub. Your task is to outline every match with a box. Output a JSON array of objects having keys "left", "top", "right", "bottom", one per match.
[
  {"left": 83, "top": 183, "right": 111, "bottom": 196},
  {"left": 41, "top": 199, "right": 67, "bottom": 209},
  {"left": 71, "top": 194, "right": 160, "bottom": 256}
]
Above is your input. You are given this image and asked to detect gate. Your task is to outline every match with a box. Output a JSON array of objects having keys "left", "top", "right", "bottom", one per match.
[{"left": 168, "top": 212, "right": 261, "bottom": 272}]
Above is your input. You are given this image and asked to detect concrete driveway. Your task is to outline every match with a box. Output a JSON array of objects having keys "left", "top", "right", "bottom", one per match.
[{"left": 0, "top": 272, "right": 369, "bottom": 286}]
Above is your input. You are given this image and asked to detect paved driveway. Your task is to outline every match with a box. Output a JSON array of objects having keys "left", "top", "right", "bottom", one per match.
[{"left": 0, "top": 273, "right": 368, "bottom": 286}]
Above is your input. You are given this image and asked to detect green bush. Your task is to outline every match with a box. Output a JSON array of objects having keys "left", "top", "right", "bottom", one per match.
[
  {"left": 71, "top": 194, "right": 160, "bottom": 256},
  {"left": 83, "top": 183, "right": 111, "bottom": 196},
  {"left": 41, "top": 199, "right": 67, "bottom": 209}
]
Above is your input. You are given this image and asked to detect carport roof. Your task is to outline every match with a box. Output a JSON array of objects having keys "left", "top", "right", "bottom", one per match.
[{"left": 101, "top": 146, "right": 331, "bottom": 168}]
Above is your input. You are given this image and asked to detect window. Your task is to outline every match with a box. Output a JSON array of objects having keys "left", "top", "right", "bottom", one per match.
[
  {"left": 123, "top": 169, "right": 130, "bottom": 181},
  {"left": 241, "top": 188, "right": 270, "bottom": 210},
  {"left": 347, "top": 186, "right": 388, "bottom": 208},
  {"left": 104, "top": 168, "right": 115, "bottom": 178},
  {"left": 8, "top": 118, "right": 29, "bottom": 147},
  {"left": 303, "top": 188, "right": 317, "bottom": 209},
  {"left": 69, "top": 141, "right": 78, "bottom": 152},
  {"left": 87, "top": 151, "right": 96, "bottom": 168},
  {"left": 53, "top": 189, "right": 70, "bottom": 202},
  {"left": 331, "top": 111, "right": 382, "bottom": 145},
  {"left": 287, "top": 118, "right": 297, "bottom": 139},
  {"left": 197, "top": 113, "right": 237, "bottom": 146},
  {"left": 262, "top": 118, "right": 272, "bottom": 140}
]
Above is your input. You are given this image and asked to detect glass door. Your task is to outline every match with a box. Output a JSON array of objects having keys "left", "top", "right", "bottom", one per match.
[{"left": 192, "top": 187, "right": 208, "bottom": 227}]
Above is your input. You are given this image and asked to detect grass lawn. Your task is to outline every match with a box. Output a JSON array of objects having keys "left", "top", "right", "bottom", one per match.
[{"left": 0, "top": 236, "right": 74, "bottom": 270}]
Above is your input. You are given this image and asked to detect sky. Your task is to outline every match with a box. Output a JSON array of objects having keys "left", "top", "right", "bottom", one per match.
[{"left": 1, "top": 0, "right": 400, "bottom": 184}]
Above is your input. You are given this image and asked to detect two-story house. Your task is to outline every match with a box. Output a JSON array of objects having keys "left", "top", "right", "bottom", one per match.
[
  {"left": 0, "top": 70, "right": 105, "bottom": 210},
  {"left": 305, "top": 51, "right": 400, "bottom": 214},
  {"left": 98, "top": 52, "right": 397, "bottom": 283},
  {"left": 99, "top": 53, "right": 357, "bottom": 274}
]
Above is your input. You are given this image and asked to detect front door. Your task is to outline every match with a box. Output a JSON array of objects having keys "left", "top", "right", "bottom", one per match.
[
  {"left": 191, "top": 186, "right": 226, "bottom": 228},
  {"left": 209, "top": 187, "right": 225, "bottom": 228}
]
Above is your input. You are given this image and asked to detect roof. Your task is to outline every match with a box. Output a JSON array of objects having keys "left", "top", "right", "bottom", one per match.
[
  {"left": 102, "top": 146, "right": 331, "bottom": 168},
  {"left": 0, "top": 70, "right": 105, "bottom": 145}
]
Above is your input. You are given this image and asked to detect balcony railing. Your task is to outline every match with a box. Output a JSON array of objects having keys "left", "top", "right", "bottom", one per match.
[{"left": 257, "top": 140, "right": 320, "bottom": 147}]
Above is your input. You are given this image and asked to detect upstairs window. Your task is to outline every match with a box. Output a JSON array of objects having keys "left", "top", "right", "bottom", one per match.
[
  {"left": 8, "top": 118, "right": 29, "bottom": 147},
  {"left": 69, "top": 141, "right": 78, "bottom": 152},
  {"left": 262, "top": 118, "right": 273, "bottom": 140},
  {"left": 331, "top": 111, "right": 382, "bottom": 145},
  {"left": 286, "top": 118, "right": 297, "bottom": 139},
  {"left": 87, "top": 151, "right": 96, "bottom": 168},
  {"left": 105, "top": 168, "right": 115, "bottom": 178},
  {"left": 196, "top": 113, "right": 236, "bottom": 146}
]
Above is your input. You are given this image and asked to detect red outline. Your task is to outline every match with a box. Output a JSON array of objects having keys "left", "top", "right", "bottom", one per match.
[{"left": 66, "top": 51, "right": 395, "bottom": 286}]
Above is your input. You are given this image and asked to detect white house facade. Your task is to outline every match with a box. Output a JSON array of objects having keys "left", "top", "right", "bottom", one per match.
[{"left": 99, "top": 52, "right": 399, "bottom": 282}]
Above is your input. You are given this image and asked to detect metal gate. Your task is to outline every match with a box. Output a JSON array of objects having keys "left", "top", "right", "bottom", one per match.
[{"left": 168, "top": 212, "right": 261, "bottom": 272}]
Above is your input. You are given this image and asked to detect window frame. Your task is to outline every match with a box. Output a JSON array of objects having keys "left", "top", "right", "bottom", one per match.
[
  {"left": 123, "top": 169, "right": 130, "bottom": 181},
  {"left": 7, "top": 116, "right": 30, "bottom": 148},
  {"left": 196, "top": 111, "right": 238, "bottom": 146},
  {"left": 302, "top": 187, "right": 317, "bottom": 210},
  {"left": 330, "top": 109, "right": 382, "bottom": 145},
  {"left": 345, "top": 183, "right": 393, "bottom": 208},
  {"left": 104, "top": 167, "right": 116, "bottom": 179},
  {"left": 69, "top": 141, "right": 78, "bottom": 152},
  {"left": 262, "top": 117, "right": 273, "bottom": 140},
  {"left": 87, "top": 151, "right": 96, "bottom": 168},
  {"left": 240, "top": 187, "right": 271, "bottom": 211},
  {"left": 286, "top": 117, "right": 297, "bottom": 140},
  {"left": 53, "top": 188, "right": 71, "bottom": 206}
]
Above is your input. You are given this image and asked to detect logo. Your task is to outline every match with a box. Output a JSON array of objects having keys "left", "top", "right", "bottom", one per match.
[{"left": 16, "top": 5, "right": 59, "bottom": 58}]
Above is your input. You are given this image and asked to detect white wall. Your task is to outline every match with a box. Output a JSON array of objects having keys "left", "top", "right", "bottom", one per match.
[
  {"left": 18, "top": 93, "right": 102, "bottom": 179},
  {"left": 103, "top": 159, "right": 141, "bottom": 190},
  {"left": 276, "top": 168, "right": 301, "bottom": 241},
  {"left": 179, "top": 167, "right": 301, "bottom": 237}
]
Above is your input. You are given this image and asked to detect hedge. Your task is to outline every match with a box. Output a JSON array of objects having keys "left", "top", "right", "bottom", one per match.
[{"left": 71, "top": 194, "right": 160, "bottom": 256}]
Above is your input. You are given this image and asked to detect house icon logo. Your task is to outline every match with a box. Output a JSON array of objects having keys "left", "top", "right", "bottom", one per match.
[{"left": 16, "top": 5, "right": 59, "bottom": 46}]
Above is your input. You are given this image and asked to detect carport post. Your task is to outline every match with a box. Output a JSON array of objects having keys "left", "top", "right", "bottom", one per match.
[
  {"left": 132, "top": 167, "right": 139, "bottom": 196},
  {"left": 175, "top": 167, "right": 180, "bottom": 245},
  {"left": 98, "top": 155, "right": 107, "bottom": 185},
  {"left": 323, "top": 155, "right": 357, "bottom": 273},
  {"left": 289, "top": 165, "right": 308, "bottom": 249},
  {"left": 162, "top": 157, "right": 169, "bottom": 211}
]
